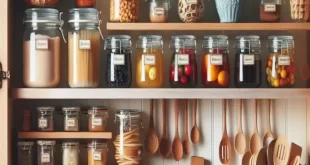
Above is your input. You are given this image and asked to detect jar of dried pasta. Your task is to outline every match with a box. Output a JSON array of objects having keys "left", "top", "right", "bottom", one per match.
[
  {"left": 110, "top": 0, "right": 140, "bottom": 22},
  {"left": 88, "top": 141, "right": 107, "bottom": 165},
  {"left": 62, "top": 107, "right": 80, "bottom": 131},
  {"left": 62, "top": 142, "right": 80, "bottom": 165},
  {"left": 37, "top": 107, "right": 55, "bottom": 131},
  {"left": 68, "top": 8, "right": 103, "bottom": 88},
  {"left": 37, "top": 140, "right": 56, "bottom": 165},
  {"left": 88, "top": 106, "right": 109, "bottom": 132},
  {"left": 114, "top": 110, "right": 142, "bottom": 165}
]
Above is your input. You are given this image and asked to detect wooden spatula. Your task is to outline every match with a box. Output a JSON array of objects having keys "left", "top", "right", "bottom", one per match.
[
  {"left": 219, "top": 99, "right": 232, "bottom": 164},
  {"left": 256, "top": 147, "right": 267, "bottom": 165},
  {"left": 191, "top": 156, "right": 204, "bottom": 165},
  {"left": 267, "top": 139, "right": 277, "bottom": 165},
  {"left": 273, "top": 136, "right": 290, "bottom": 165},
  {"left": 288, "top": 143, "right": 302, "bottom": 164}
]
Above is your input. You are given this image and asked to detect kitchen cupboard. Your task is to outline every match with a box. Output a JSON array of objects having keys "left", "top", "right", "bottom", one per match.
[{"left": 0, "top": 0, "right": 309, "bottom": 165}]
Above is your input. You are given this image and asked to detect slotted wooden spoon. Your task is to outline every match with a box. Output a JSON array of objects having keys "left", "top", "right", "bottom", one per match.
[
  {"left": 219, "top": 99, "right": 232, "bottom": 164},
  {"left": 145, "top": 99, "right": 159, "bottom": 155},
  {"left": 273, "top": 136, "right": 290, "bottom": 165}
]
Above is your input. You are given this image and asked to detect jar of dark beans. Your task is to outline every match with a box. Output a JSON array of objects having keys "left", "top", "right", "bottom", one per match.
[{"left": 105, "top": 35, "right": 132, "bottom": 88}]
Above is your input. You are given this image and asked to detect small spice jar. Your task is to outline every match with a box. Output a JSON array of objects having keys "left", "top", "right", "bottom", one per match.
[
  {"left": 62, "top": 142, "right": 80, "bottom": 165},
  {"left": 25, "top": 0, "right": 58, "bottom": 7},
  {"left": 88, "top": 141, "right": 108, "bottom": 165},
  {"left": 37, "top": 107, "right": 55, "bottom": 131},
  {"left": 260, "top": 0, "right": 281, "bottom": 22},
  {"left": 22, "top": 110, "right": 31, "bottom": 131},
  {"left": 18, "top": 141, "right": 34, "bottom": 165},
  {"left": 88, "top": 106, "right": 109, "bottom": 132},
  {"left": 149, "top": 0, "right": 170, "bottom": 23},
  {"left": 76, "top": 0, "right": 96, "bottom": 7},
  {"left": 62, "top": 107, "right": 80, "bottom": 131},
  {"left": 37, "top": 140, "right": 56, "bottom": 165}
]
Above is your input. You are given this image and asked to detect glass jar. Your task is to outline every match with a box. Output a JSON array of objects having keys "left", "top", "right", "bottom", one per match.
[
  {"left": 37, "top": 140, "right": 56, "bottom": 165},
  {"left": 136, "top": 35, "right": 164, "bottom": 88},
  {"left": 68, "top": 8, "right": 103, "bottom": 88},
  {"left": 260, "top": 0, "right": 281, "bottom": 22},
  {"left": 18, "top": 141, "right": 34, "bottom": 165},
  {"left": 290, "top": 0, "right": 310, "bottom": 21},
  {"left": 202, "top": 35, "right": 230, "bottom": 88},
  {"left": 178, "top": 0, "right": 205, "bottom": 22},
  {"left": 62, "top": 107, "right": 80, "bottom": 131},
  {"left": 267, "top": 36, "right": 295, "bottom": 88},
  {"left": 37, "top": 107, "right": 55, "bottom": 131},
  {"left": 105, "top": 35, "right": 132, "bottom": 88},
  {"left": 149, "top": 0, "right": 170, "bottom": 23},
  {"left": 25, "top": 0, "right": 58, "bottom": 7},
  {"left": 215, "top": 0, "right": 240, "bottom": 22},
  {"left": 234, "top": 36, "right": 262, "bottom": 88},
  {"left": 76, "top": 0, "right": 95, "bottom": 7},
  {"left": 88, "top": 106, "right": 109, "bottom": 132},
  {"left": 23, "top": 110, "right": 31, "bottom": 131},
  {"left": 62, "top": 142, "right": 80, "bottom": 165},
  {"left": 114, "top": 110, "right": 142, "bottom": 165},
  {"left": 23, "top": 8, "right": 66, "bottom": 88},
  {"left": 88, "top": 141, "right": 107, "bottom": 165},
  {"left": 169, "top": 35, "right": 197, "bottom": 88},
  {"left": 110, "top": 0, "right": 140, "bottom": 22}
]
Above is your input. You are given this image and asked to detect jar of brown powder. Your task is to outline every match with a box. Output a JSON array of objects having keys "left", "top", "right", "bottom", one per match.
[
  {"left": 149, "top": 0, "right": 170, "bottom": 23},
  {"left": 260, "top": 0, "right": 281, "bottom": 22},
  {"left": 37, "top": 107, "right": 55, "bottom": 132},
  {"left": 88, "top": 106, "right": 109, "bottom": 132}
]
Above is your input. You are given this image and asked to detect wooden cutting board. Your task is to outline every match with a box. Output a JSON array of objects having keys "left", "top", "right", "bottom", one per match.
[{"left": 191, "top": 156, "right": 204, "bottom": 165}]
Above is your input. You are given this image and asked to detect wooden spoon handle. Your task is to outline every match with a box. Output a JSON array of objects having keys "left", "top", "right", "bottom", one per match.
[
  {"left": 267, "top": 99, "right": 272, "bottom": 132},
  {"left": 174, "top": 99, "right": 179, "bottom": 136},
  {"left": 184, "top": 99, "right": 188, "bottom": 138},
  {"left": 193, "top": 99, "right": 197, "bottom": 126},
  {"left": 238, "top": 99, "right": 242, "bottom": 132},
  {"left": 223, "top": 99, "right": 227, "bottom": 135},
  {"left": 150, "top": 99, "right": 154, "bottom": 126},
  {"left": 162, "top": 99, "right": 167, "bottom": 137},
  {"left": 254, "top": 99, "right": 258, "bottom": 132}
]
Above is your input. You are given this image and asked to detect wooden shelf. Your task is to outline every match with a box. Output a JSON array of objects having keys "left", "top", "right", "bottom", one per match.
[
  {"left": 12, "top": 88, "right": 310, "bottom": 99},
  {"left": 18, "top": 132, "right": 112, "bottom": 139},
  {"left": 107, "top": 23, "right": 310, "bottom": 31}
]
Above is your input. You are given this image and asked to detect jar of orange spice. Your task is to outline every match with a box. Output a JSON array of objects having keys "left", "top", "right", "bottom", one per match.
[
  {"left": 76, "top": 0, "right": 96, "bottom": 7},
  {"left": 88, "top": 141, "right": 107, "bottom": 165},
  {"left": 88, "top": 106, "right": 109, "bottom": 132}
]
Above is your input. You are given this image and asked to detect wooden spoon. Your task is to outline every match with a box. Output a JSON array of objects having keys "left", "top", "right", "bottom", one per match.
[
  {"left": 256, "top": 147, "right": 268, "bottom": 165},
  {"left": 234, "top": 99, "right": 247, "bottom": 154},
  {"left": 172, "top": 99, "right": 183, "bottom": 161},
  {"left": 219, "top": 99, "right": 232, "bottom": 164},
  {"left": 183, "top": 99, "right": 191, "bottom": 155},
  {"left": 267, "top": 139, "right": 276, "bottom": 165},
  {"left": 159, "top": 99, "right": 171, "bottom": 158},
  {"left": 263, "top": 99, "right": 274, "bottom": 147},
  {"left": 250, "top": 99, "right": 262, "bottom": 155},
  {"left": 145, "top": 99, "right": 159, "bottom": 155},
  {"left": 242, "top": 151, "right": 252, "bottom": 165},
  {"left": 190, "top": 99, "right": 200, "bottom": 144}
]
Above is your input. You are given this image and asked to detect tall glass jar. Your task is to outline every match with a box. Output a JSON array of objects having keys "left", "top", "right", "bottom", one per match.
[
  {"left": 178, "top": 0, "right": 205, "bottom": 22},
  {"left": 260, "top": 0, "right": 281, "bottom": 22},
  {"left": 88, "top": 141, "right": 108, "bottom": 165},
  {"left": 23, "top": 8, "right": 66, "bottom": 88},
  {"left": 105, "top": 35, "right": 132, "bottom": 88},
  {"left": 110, "top": 0, "right": 140, "bottom": 22},
  {"left": 88, "top": 106, "right": 109, "bottom": 132},
  {"left": 62, "top": 107, "right": 80, "bottom": 131},
  {"left": 114, "top": 110, "right": 142, "bottom": 165},
  {"left": 62, "top": 142, "right": 80, "bottom": 165},
  {"left": 290, "top": 0, "right": 310, "bottom": 21},
  {"left": 68, "top": 8, "right": 103, "bottom": 88},
  {"left": 267, "top": 36, "right": 295, "bottom": 88},
  {"left": 76, "top": 0, "right": 95, "bottom": 7},
  {"left": 37, "top": 140, "right": 56, "bottom": 165},
  {"left": 136, "top": 35, "right": 164, "bottom": 88},
  {"left": 149, "top": 0, "right": 170, "bottom": 23},
  {"left": 18, "top": 141, "right": 34, "bottom": 165},
  {"left": 202, "top": 35, "right": 230, "bottom": 88},
  {"left": 169, "top": 35, "right": 197, "bottom": 88},
  {"left": 234, "top": 36, "right": 262, "bottom": 88},
  {"left": 37, "top": 107, "right": 55, "bottom": 131}
]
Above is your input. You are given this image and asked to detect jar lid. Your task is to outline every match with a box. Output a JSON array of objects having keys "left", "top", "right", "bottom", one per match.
[
  {"left": 37, "top": 140, "right": 56, "bottom": 146},
  {"left": 236, "top": 35, "right": 260, "bottom": 49},
  {"left": 203, "top": 35, "right": 229, "bottom": 49},
  {"left": 37, "top": 107, "right": 55, "bottom": 112},
  {"left": 88, "top": 106, "right": 108, "bottom": 110},
  {"left": 115, "top": 109, "right": 141, "bottom": 120},
  {"left": 136, "top": 35, "right": 163, "bottom": 49},
  {"left": 88, "top": 140, "right": 107, "bottom": 148},
  {"left": 68, "top": 8, "right": 101, "bottom": 24},
  {"left": 24, "top": 8, "right": 62, "bottom": 24},
  {"left": 268, "top": 35, "right": 294, "bottom": 49},
  {"left": 105, "top": 35, "right": 132, "bottom": 49},
  {"left": 62, "top": 142, "right": 79, "bottom": 147},
  {"left": 170, "top": 35, "right": 196, "bottom": 49},
  {"left": 18, "top": 141, "right": 34, "bottom": 146},
  {"left": 62, "top": 107, "right": 81, "bottom": 112}
]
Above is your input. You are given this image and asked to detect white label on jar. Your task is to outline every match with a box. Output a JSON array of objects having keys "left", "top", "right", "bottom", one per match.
[
  {"left": 278, "top": 56, "right": 290, "bottom": 65},
  {"left": 41, "top": 153, "right": 50, "bottom": 163},
  {"left": 264, "top": 4, "right": 276, "bottom": 12},
  {"left": 79, "top": 40, "right": 91, "bottom": 49},
  {"left": 177, "top": 54, "right": 189, "bottom": 65},
  {"left": 210, "top": 54, "right": 223, "bottom": 65},
  {"left": 39, "top": 119, "right": 48, "bottom": 128},
  {"left": 113, "top": 54, "right": 125, "bottom": 65},
  {"left": 36, "top": 40, "right": 48, "bottom": 50},
  {"left": 154, "top": 7, "right": 165, "bottom": 15},
  {"left": 66, "top": 118, "right": 76, "bottom": 127},
  {"left": 93, "top": 152, "right": 101, "bottom": 161},
  {"left": 243, "top": 55, "right": 255, "bottom": 65},
  {"left": 144, "top": 55, "right": 156, "bottom": 65},
  {"left": 186, "top": 0, "right": 198, "bottom": 4},
  {"left": 92, "top": 118, "right": 102, "bottom": 126}
]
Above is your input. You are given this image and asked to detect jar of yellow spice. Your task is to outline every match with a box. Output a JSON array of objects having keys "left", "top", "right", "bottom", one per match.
[{"left": 88, "top": 141, "right": 107, "bottom": 165}]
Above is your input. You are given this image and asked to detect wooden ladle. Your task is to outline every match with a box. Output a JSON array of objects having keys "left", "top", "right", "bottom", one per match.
[
  {"left": 234, "top": 99, "right": 247, "bottom": 154},
  {"left": 159, "top": 99, "right": 171, "bottom": 158},
  {"left": 250, "top": 99, "right": 262, "bottom": 155},
  {"left": 145, "top": 99, "right": 159, "bottom": 155},
  {"left": 263, "top": 99, "right": 274, "bottom": 147},
  {"left": 183, "top": 99, "right": 191, "bottom": 155},
  {"left": 219, "top": 99, "right": 232, "bottom": 164},
  {"left": 172, "top": 99, "right": 183, "bottom": 161},
  {"left": 190, "top": 99, "right": 200, "bottom": 144}
]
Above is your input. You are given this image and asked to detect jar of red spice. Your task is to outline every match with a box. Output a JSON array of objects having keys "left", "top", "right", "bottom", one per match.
[
  {"left": 202, "top": 35, "right": 230, "bottom": 88},
  {"left": 169, "top": 35, "right": 197, "bottom": 88},
  {"left": 76, "top": 0, "right": 96, "bottom": 7}
]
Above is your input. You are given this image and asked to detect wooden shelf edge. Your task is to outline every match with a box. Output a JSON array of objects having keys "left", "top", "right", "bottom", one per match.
[
  {"left": 12, "top": 88, "right": 310, "bottom": 99},
  {"left": 18, "top": 132, "right": 112, "bottom": 139},
  {"left": 107, "top": 23, "right": 310, "bottom": 31}
]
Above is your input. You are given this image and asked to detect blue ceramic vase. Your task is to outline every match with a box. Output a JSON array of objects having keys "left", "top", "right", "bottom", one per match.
[{"left": 215, "top": 0, "right": 240, "bottom": 22}]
